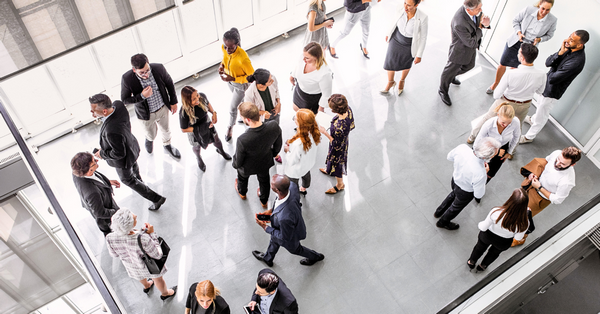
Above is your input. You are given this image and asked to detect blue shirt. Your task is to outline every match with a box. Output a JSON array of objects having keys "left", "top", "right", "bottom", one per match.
[{"left": 260, "top": 289, "right": 277, "bottom": 314}]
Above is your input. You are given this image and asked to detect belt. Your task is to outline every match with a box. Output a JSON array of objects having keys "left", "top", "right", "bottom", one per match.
[{"left": 503, "top": 96, "right": 531, "bottom": 104}]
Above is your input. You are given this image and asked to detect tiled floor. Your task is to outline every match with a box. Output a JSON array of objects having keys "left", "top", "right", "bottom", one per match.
[{"left": 30, "top": 2, "right": 600, "bottom": 313}]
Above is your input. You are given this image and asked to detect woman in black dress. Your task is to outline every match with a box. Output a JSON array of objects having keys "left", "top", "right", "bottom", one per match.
[
  {"left": 180, "top": 86, "right": 231, "bottom": 172},
  {"left": 185, "top": 280, "right": 230, "bottom": 314},
  {"left": 319, "top": 94, "right": 354, "bottom": 194}
]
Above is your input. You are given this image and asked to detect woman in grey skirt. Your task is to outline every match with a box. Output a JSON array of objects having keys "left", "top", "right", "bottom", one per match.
[
  {"left": 304, "top": 0, "right": 334, "bottom": 53},
  {"left": 381, "top": 0, "right": 428, "bottom": 96}
]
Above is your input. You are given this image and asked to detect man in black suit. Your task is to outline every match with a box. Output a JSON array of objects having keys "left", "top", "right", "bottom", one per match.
[
  {"left": 71, "top": 152, "right": 120, "bottom": 236},
  {"left": 439, "top": 0, "right": 491, "bottom": 106},
  {"left": 232, "top": 102, "right": 282, "bottom": 208},
  {"left": 89, "top": 94, "right": 166, "bottom": 211},
  {"left": 121, "top": 53, "right": 180, "bottom": 159},
  {"left": 247, "top": 268, "right": 298, "bottom": 314},
  {"left": 252, "top": 174, "right": 324, "bottom": 267}
]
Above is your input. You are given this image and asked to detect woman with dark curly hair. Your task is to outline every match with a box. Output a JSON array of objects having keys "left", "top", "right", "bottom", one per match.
[
  {"left": 319, "top": 94, "right": 354, "bottom": 194},
  {"left": 284, "top": 109, "right": 321, "bottom": 195}
]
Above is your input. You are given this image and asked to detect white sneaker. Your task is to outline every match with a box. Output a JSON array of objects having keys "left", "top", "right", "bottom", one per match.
[
  {"left": 467, "top": 135, "right": 475, "bottom": 144},
  {"left": 519, "top": 135, "right": 533, "bottom": 144},
  {"left": 486, "top": 88, "right": 494, "bottom": 94},
  {"left": 523, "top": 115, "right": 532, "bottom": 125}
]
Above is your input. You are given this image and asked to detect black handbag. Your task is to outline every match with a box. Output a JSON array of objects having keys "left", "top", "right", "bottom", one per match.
[{"left": 137, "top": 233, "right": 170, "bottom": 274}]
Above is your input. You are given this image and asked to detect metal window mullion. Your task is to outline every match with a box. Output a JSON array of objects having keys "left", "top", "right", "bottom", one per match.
[{"left": 6, "top": 0, "right": 43, "bottom": 62}]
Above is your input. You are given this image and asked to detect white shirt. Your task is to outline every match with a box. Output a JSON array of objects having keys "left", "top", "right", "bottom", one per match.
[
  {"left": 523, "top": 11, "right": 547, "bottom": 43},
  {"left": 273, "top": 191, "right": 290, "bottom": 211},
  {"left": 447, "top": 144, "right": 487, "bottom": 199},
  {"left": 284, "top": 134, "right": 318, "bottom": 179},
  {"left": 474, "top": 116, "right": 521, "bottom": 155},
  {"left": 478, "top": 207, "right": 528, "bottom": 240},
  {"left": 540, "top": 150, "right": 576, "bottom": 204},
  {"left": 292, "top": 60, "right": 333, "bottom": 109},
  {"left": 397, "top": 12, "right": 415, "bottom": 38},
  {"left": 493, "top": 65, "right": 546, "bottom": 101}
]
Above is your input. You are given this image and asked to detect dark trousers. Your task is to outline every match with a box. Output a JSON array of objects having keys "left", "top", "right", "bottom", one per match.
[
  {"left": 439, "top": 56, "right": 477, "bottom": 94},
  {"left": 435, "top": 178, "right": 474, "bottom": 226},
  {"left": 237, "top": 170, "right": 270, "bottom": 205},
  {"left": 469, "top": 230, "right": 513, "bottom": 267},
  {"left": 264, "top": 238, "right": 321, "bottom": 263},
  {"left": 289, "top": 171, "right": 311, "bottom": 189},
  {"left": 115, "top": 162, "right": 162, "bottom": 202},
  {"left": 486, "top": 143, "right": 509, "bottom": 183}
]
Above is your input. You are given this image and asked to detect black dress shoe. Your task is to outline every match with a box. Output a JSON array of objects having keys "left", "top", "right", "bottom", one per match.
[
  {"left": 164, "top": 145, "right": 181, "bottom": 159},
  {"left": 225, "top": 127, "right": 233, "bottom": 142},
  {"left": 433, "top": 211, "right": 443, "bottom": 219},
  {"left": 149, "top": 197, "right": 166, "bottom": 211},
  {"left": 439, "top": 91, "right": 452, "bottom": 106},
  {"left": 300, "top": 253, "right": 325, "bottom": 266},
  {"left": 451, "top": 77, "right": 461, "bottom": 85},
  {"left": 436, "top": 221, "right": 459, "bottom": 230},
  {"left": 360, "top": 44, "right": 369, "bottom": 59},
  {"left": 252, "top": 250, "right": 273, "bottom": 267},
  {"left": 160, "top": 286, "right": 177, "bottom": 301},
  {"left": 145, "top": 139, "right": 153, "bottom": 153}
]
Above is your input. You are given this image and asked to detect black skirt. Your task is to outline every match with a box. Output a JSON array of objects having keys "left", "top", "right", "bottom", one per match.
[
  {"left": 293, "top": 84, "right": 321, "bottom": 114},
  {"left": 384, "top": 28, "right": 414, "bottom": 71},
  {"left": 500, "top": 42, "right": 521, "bottom": 68}
]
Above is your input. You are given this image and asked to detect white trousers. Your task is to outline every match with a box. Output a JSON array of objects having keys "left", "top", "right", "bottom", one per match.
[
  {"left": 331, "top": 5, "right": 371, "bottom": 48},
  {"left": 525, "top": 96, "right": 558, "bottom": 140}
]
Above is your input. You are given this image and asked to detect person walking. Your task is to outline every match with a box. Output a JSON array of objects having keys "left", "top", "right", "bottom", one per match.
[
  {"left": 329, "top": 0, "right": 380, "bottom": 59},
  {"left": 304, "top": 0, "right": 334, "bottom": 54}
]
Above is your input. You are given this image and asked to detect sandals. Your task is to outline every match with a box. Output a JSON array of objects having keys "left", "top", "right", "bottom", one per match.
[
  {"left": 319, "top": 168, "right": 328, "bottom": 175},
  {"left": 467, "top": 260, "right": 475, "bottom": 270},
  {"left": 380, "top": 81, "right": 396, "bottom": 95},
  {"left": 325, "top": 185, "right": 345, "bottom": 194},
  {"left": 143, "top": 279, "right": 154, "bottom": 294}
]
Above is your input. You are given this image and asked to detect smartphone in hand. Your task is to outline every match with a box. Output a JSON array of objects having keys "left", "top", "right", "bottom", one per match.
[{"left": 256, "top": 214, "right": 271, "bottom": 221}]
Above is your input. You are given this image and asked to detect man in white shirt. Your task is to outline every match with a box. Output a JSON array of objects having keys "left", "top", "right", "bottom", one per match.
[
  {"left": 434, "top": 138, "right": 501, "bottom": 230},
  {"left": 513, "top": 147, "right": 579, "bottom": 246},
  {"left": 468, "top": 43, "right": 545, "bottom": 143}
]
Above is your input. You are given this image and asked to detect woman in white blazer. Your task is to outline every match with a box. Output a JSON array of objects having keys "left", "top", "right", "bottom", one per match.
[{"left": 381, "top": 0, "right": 428, "bottom": 95}]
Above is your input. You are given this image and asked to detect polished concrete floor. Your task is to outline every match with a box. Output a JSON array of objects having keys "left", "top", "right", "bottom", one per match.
[{"left": 31, "top": 1, "right": 600, "bottom": 313}]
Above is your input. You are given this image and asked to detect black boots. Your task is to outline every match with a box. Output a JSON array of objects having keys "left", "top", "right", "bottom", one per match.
[{"left": 192, "top": 146, "right": 206, "bottom": 172}]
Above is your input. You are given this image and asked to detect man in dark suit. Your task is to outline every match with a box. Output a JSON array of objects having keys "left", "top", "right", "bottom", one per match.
[
  {"left": 121, "top": 53, "right": 180, "bottom": 159},
  {"left": 439, "top": 0, "right": 491, "bottom": 106},
  {"left": 247, "top": 268, "right": 298, "bottom": 314},
  {"left": 252, "top": 174, "right": 324, "bottom": 267},
  {"left": 232, "top": 102, "right": 282, "bottom": 208},
  {"left": 71, "top": 152, "right": 120, "bottom": 236},
  {"left": 89, "top": 93, "right": 166, "bottom": 211}
]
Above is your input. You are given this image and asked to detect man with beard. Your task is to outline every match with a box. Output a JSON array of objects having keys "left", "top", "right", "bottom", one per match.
[{"left": 513, "top": 146, "right": 580, "bottom": 246}]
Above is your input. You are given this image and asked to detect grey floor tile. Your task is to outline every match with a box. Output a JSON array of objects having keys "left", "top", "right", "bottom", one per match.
[
  {"left": 409, "top": 234, "right": 464, "bottom": 283},
  {"left": 384, "top": 205, "right": 439, "bottom": 252},
  {"left": 376, "top": 253, "right": 432, "bottom": 302}
]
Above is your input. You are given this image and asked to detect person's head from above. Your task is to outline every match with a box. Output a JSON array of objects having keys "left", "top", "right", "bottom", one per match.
[
  {"left": 293, "top": 109, "right": 322, "bottom": 151},
  {"left": 181, "top": 86, "right": 200, "bottom": 109},
  {"left": 565, "top": 30, "right": 589, "bottom": 51},
  {"left": 255, "top": 271, "right": 279, "bottom": 296},
  {"left": 71, "top": 152, "right": 98, "bottom": 177},
  {"left": 497, "top": 188, "right": 530, "bottom": 233},
  {"left": 303, "top": 42, "right": 326, "bottom": 70},
  {"left": 111, "top": 208, "right": 136, "bottom": 235},
  {"left": 89, "top": 94, "right": 113, "bottom": 118},
  {"left": 555, "top": 146, "right": 581, "bottom": 170},
  {"left": 494, "top": 103, "right": 515, "bottom": 128},
  {"left": 223, "top": 27, "right": 241, "bottom": 54},
  {"left": 238, "top": 102, "right": 260, "bottom": 125},
  {"left": 535, "top": 0, "right": 554, "bottom": 19},
  {"left": 474, "top": 137, "right": 501, "bottom": 161},
  {"left": 464, "top": 0, "right": 482, "bottom": 16},
  {"left": 519, "top": 43, "right": 539, "bottom": 65},
  {"left": 328, "top": 94, "right": 348, "bottom": 115},
  {"left": 404, "top": 0, "right": 421, "bottom": 14},
  {"left": 131, "top": 53, "right": 150, "bottom": 79},
  {"left": 247, "top": 69, "right": 273, "bottom": 91},
  {"left": 195, "top": 280, "right": 221, "bottom": 310},
  {"left": 270, "top": 174, "right": 291, "bottom": 196}
]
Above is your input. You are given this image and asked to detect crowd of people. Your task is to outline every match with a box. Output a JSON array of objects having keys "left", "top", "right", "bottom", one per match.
[{"left": 67, "top": 0, "right": 589, "bottom": 312}]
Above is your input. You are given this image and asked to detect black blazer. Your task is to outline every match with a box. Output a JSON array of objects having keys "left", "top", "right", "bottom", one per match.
[
  {"left": 99, "top": 101, "right": 140, "bottom": 169},
  {"left": 121, "top": 63, "right": 177, "bottom": 120},
  {"left": 72, "top": 172, "right": 119, "bottom": 234},
  {"left": 543, "top": 47, "right": 586, "bottom": 100},
  {"left": 185, "top": 283, "right": 230, "bottom": 314},
  {"left": 250, "top": 269, "right": 298, "bottom": 314},
  {"left": 448, "top": 6, "right": 485, "bottom": 65},
  {"left": 232, "top": 121, "right": 282, "bottom": 176},
  {"left": 266, "top": 182, "right": 307, "bottom": 249}
]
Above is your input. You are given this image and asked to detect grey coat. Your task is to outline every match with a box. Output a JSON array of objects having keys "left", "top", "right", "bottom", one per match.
[{"left": 448, "top": 6, "right": 485, "bottom": 65}]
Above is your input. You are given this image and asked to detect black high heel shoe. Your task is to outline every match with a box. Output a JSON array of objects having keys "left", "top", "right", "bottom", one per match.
[
  {"left": 360, "top": 44, "right": 369, "bottom": 59},
  {"left": 467, "top": 260, "right": 476, "bottom": 270},
  {"left": 160, "top": 286, "right": 178, "bottom": 301},
  {"left": 476, "top": 265, "right": 487, "bottom": 272},
  {"left": 328, "top": 46, "right": 338, "bottom": 59}
]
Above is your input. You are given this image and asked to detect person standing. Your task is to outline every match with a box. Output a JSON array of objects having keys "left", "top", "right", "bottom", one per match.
[
  {"left": 381, "top": 0, "right": 428, "bottom": 95},
  {"left": 329, "top": 0, "right": 380, "bottom": 59},
  {"left": 439, "top": 0, "right": 491, "bottom": 106},
  {"left": 486, "top": 0, "right": 557, "bottom": 94},
  {"left": 89, "top": 94, "right": 166, "bottom": 211},
  {"left": 219, "top": 27, "right": 255, "bottom": 142},
  {"left": 179, "top": 86, "right": 231, "bottom": 172},
  {"left": 520, "top": 30, "right": 588, "bottom": 144},
  {"left": 121, "top": 53, "right": 181, "bottom": 159},
  {"left": 71, "top": 152, "right": 120, "bottom": 236},
  {"left": 290, "top": 42, "right": 333, "bottom": 114},
  {"left": 434, "top": 138, "right": 500, "bottom": 230},
  {"left": 253, "top": 175, "right": 324, "bottom": 267},
  {"left": 185, "top": 280, "right": 230, "bottom": 314},
  {"left": 284, "top": 109, "right": 321, "bottom": 195},
  {"left": 304, "top": 0, "right": 334, "bottom": 54},
  {"left": 247, "top": 269, "right": 298, "bottom": 314},
  {"left": 232, "top": 103, "right": 282, "bottom": 208}
]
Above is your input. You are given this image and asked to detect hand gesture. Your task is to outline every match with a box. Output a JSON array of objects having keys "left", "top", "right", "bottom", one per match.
[
  {"left": 264, "top": 111, "right": 271, "bottom": 120},
  {"left": 501, "top": 153, "right": 512, "bottom": 161},
  {"left": 559, "top": 39, "right": 569, "bottom": 55},
  {"left": 144, "top": 223, "right": 155, "bottom": 234},
  {"left": 323, "top": 20, "right": 334, "bottom": 28},
  {"left": 142, "top": 86, "right": 153, "bottom": 98},
  {"left": 533, "top": 37, "right": 541, "bottom": 46},
  {"left": 318, "top": 125, "right": 327, "bottom": 135},
  {"left": 498, "top": 149, "right": 505, "bottom": 158},
  {"left": 109, "top": 180, "right": 121, "bottom": 188},
  {"left": 255, "top": 214, "right": 268, "bottom": 230},
  {"left": 531, "top": 178, "right": 541, "bottom": 189},
  {"left": 170, "top": 104, "right": 178, "bottom": 114},
  {"left": 481, "top": 15, "right": 491, "bottom": 28},
  {"left": 248, "top": 301, "right": 257, "bottom": 311},
  {"left": 414, "top": 57, "right": 422, "bottom": 64},
  {"left": 94, "top": 150, "right": 102, "bottom": 159},
  {"left": 218, "top": 64, "right": 224, "bottom": 75},
  {"left": 220, "top": 73, "right": 235, "bottom": 82},
  {"left": 484, "top": 162, "right": 490, "bottom": 173},
  {"left": 517, "top": 31, "right": 525, "bottom": 42}
]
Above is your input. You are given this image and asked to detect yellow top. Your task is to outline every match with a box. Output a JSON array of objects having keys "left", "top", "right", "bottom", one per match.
[{"left": 221, "top": 45, "right": 254, "bottom": 84}]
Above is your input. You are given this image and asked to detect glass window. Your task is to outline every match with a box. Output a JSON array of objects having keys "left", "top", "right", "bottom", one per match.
[
  {"left": 136, "top": 10, "right": 182, "bottom": 63},
  {"left": 92, "top": 29, "right": 139, "bottom": 90},
  {"left": 181, "top": 0, "right": 219, "bottom": 52}
]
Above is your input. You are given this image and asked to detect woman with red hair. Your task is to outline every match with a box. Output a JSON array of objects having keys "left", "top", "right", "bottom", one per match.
[{"left": 284, "top": 109, "right": 321, "bottom": 195}]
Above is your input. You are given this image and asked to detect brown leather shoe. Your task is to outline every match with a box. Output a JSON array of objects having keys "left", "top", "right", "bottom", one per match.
[{"left": 235, "top": 179, "right": 246, "bottom": 200}]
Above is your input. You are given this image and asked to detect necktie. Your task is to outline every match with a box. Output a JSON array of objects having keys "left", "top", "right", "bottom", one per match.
[{"left": 473, "top": 15, "right": 477, "bottom": 24}]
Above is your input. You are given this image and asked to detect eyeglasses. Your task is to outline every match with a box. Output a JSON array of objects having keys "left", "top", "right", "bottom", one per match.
[{"left": 136, "top": 65, "right": 151, "bottom": 77}]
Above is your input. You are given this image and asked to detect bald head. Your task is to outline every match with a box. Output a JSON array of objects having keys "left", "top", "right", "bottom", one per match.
[{"left": 271, "top": 174, "right": 290, "bottom": 197}]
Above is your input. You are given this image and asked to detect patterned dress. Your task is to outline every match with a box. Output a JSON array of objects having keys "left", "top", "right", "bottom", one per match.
[
  {"left": 106, "top": 231, "right": 167, "bottom": 280},
  {"left": 303, "top": 2, "right": 329, "bottom": 49},
  {"left": 325, "top": 107, "right": 354, "bottom": 177}
]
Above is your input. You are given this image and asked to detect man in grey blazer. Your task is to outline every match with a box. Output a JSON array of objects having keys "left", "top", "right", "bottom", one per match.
[{"left": 439, "top": 0, "right": 491, "bottom": 106}]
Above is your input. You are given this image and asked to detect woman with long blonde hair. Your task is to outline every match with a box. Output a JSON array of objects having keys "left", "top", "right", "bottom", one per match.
[
  {"left": 284, "top": 109, "right": 322, "bottom": 195},
  {"left": 290, "top": 42, "right": 333, "bottom": 114},
  {"left": 185, "top": 280, "right": 230, "bottom": 314}
]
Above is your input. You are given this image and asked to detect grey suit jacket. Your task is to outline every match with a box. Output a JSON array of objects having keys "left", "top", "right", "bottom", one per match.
[
  {"left": 448, "top": 6, "right": 484, "bottom": 65},
  {"left": 507, "top": 6, "right": 557, "bottom": 47}
]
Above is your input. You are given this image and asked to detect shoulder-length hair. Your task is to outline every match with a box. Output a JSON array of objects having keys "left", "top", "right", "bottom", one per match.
[
  {"left": 492, "top": 188, "right": 529, "bottom": 233},
  {"left": 304, "top": 42, "right": 326, "bottom": 70},
  {"left": 288, "top": 109, "right": 321, "bottom": 152}
]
